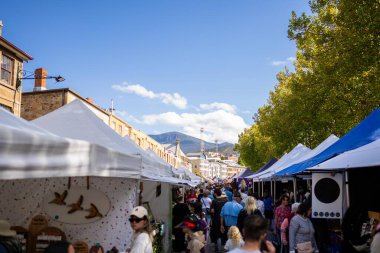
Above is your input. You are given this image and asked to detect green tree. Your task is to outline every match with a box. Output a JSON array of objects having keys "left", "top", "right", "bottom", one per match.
[
  {"left": 235, "top": 125, "right": 275, "bottom": 171},
  {"left": 237, "top": 0, "right": 380, "bottom": 167}
]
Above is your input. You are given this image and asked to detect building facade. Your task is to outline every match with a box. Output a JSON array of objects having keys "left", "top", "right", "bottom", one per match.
[
  {"left": 223, "top": 160, "right": 246, "bottom": 178},
  {"left": 163, "top": 141, "right": 192, "bottom": 170},
  {"left": 187, "top": 153, "right": 211, "bottom": 177},
  {"left": 0, "top": 25, "right": 33, "bottom": 116},
  {"left": 208, "top": 159, "right": 228, "bottom": 179}
]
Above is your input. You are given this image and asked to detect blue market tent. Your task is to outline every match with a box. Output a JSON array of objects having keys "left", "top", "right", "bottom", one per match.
[
  {"left": 238, "top": 169, "right": 255, "bottom": 178},
  {"left": 276, "top": 109, "right": 380, "bottom": 176},
  {"left": 255, "top": 158, "right": 278, "bottom": 174}
]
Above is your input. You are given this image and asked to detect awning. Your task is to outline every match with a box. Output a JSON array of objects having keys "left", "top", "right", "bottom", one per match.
[
  {"left": 276, "top": 109, "right": 380, "bottom": 176},
  {"left": 310, "top": 138, "right": 380, "bottom": 171},
  {"left": 247, "top": 144, "right": 310, "bottom": 180}
]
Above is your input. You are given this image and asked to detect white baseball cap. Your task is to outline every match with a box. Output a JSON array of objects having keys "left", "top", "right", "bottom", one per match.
[{"left": 130, "top": 206, "right": 148, "bottom": 218}]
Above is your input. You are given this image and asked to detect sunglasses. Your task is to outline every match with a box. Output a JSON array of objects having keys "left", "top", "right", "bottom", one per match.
[{"left": 129, "top": 217, "right": 144, "bottom": 223}]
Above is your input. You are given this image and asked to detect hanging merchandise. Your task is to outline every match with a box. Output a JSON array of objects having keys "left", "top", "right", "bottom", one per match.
[
  {"left": 34, "top": 227, "right": 66, "bottom": 253},
  {"left": 156, "top": 183, "right": 162, "bottom": 198},
  {"left": 72, "top": 241, "right": 89, "bottom": 253},
  {"left": 89, "top": 243, "right": 104, "bottom": 253}
]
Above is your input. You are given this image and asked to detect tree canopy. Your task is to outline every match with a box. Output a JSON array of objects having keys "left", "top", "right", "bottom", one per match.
[{"left": 236, "top": 0, "right": 380, "bottom": 170}]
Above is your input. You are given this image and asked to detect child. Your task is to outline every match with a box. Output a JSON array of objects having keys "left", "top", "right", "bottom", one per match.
[
  {"left": 177, "top": 215, "right": 206, "bottom": 253},
  {"left": 199, "top": 212, "right": 209, "bottom": 241},
  {"left": 224, "top": 226, "right": 244, "bottom": 251}
]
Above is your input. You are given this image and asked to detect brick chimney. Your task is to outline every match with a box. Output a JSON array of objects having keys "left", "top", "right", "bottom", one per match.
[{"left": 34, "top": 68, "right": 47, "bottom": 91}]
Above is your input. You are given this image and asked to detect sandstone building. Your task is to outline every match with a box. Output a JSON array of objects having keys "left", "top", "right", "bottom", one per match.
[{"left": 0, "top": 22, "right": 33, "bottom": 116}]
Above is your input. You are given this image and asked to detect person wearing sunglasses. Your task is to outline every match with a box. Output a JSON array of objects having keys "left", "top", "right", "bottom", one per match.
[{"left": 127, "top": 206, "right": 153, "bottom": 253}]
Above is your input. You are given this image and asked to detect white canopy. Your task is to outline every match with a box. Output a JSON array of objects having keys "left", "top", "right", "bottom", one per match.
[
  {"left": 270, "top": 135, "right": 339, "bottom": 177},
  {"left": 32, "top": 100, "right": 179, "bottom": 183},
  {"left": 0, "top": 107, "right": 143, "bottom": 179},
  {"left": 248, "top": 144, "right": 311, "bottom": 180},
  {"left": 310, "top": 137, "right": 380, "bottom": 171},
  {"left": 145, "top": 149, "right": 198, "bottom": 186}
]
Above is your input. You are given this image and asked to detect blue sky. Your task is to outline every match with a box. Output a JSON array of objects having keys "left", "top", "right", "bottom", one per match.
[{"left": 2, "top": 1, "right": 310, "bottom": 143}]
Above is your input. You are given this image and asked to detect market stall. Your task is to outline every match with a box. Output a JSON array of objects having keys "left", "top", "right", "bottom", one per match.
[{"left": 0, "top": 108, "right": 140, "bottom": 252}]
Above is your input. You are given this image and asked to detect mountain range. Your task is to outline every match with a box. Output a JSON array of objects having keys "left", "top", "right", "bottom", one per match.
[{"left": 149, "top": 131, "right": 236, "bottom": 154}]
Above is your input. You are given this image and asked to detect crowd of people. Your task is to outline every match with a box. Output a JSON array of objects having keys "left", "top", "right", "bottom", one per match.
[
  {"left": 1, "top": 181, "right": 380, "bottom": 253},
  {"left": 171, "top": 182, "right": 380, "bottom": 253},
  {"left": 172, "top": 183, "right": 280, "bottom": 253}
]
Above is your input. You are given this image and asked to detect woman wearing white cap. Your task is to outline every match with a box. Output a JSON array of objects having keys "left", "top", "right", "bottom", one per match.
[{"left": 127, "top": 206, "right": 153, "bottom": 253}]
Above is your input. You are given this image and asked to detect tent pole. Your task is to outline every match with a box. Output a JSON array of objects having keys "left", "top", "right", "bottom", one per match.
[
  {"left": 274, "top": 180, "right": 276, "bottom": 201},
  {"left": 293, "top": 177, "right": 297, "bottom": 202},
  {"left": 262, "top": 181, "right": 264, "bottom": 197},
  {"left": 252, "top": 179, "right": 255, "bottom": 194},
  {"left": 345, "top": 171, "right": 350, "bottom": 210},
  {"left": 270, "top": 180, "right": 273, "bottom": 198},
  {"left": 258, "top": 181, "right": 260, "bottom": 197}
]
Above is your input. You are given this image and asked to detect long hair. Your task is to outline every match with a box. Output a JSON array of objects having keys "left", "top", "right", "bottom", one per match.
[
  {"left": 228, "top": 226, "right": 242, "bottom": 247},
  {"left": 244, "top": 196, "right": 257, "bottom": 215},
  {"left": 139, "top": 216, "right": 154, "bottom": 241}
]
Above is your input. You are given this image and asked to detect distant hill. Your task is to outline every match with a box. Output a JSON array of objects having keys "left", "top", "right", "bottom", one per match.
[{"left": 149, "top": 131, "right": 235, "bottom": 154}]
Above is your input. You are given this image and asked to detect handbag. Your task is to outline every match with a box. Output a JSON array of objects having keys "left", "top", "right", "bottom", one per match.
[
  {"left": 296, "top": 241, "right": 313, "bottom": 253},
  {"left": 201, "top": 198, "right": 211, "bottom": 215}
]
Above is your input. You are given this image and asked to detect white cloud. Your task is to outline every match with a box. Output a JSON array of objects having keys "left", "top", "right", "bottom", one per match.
[
  {"left": 141, "top": 110, "right": 248, "bottom": 143},
  {"left": 271, "top": 56, "right": 296, "bottom": 66},
  {"left": 112, "top": 83, "right": 187, "bottom": 109},
  {"left": 199, "top": 102, "right": 237, "bottom": 114}
]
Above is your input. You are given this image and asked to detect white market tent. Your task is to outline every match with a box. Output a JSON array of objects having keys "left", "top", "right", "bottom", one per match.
[
  {"left": 145, "top": 148, "right": 200, "bottom": 186},
  {"left": 32, "top": 100, "right": 183, "bottom": 184},
  {"left": 0, "top": 107, "right": 93, "bottom": 179},
  {"left": 0, "top": 106, "right": 142, "bottom": 179},
  {"left": 248, "top": 144, "right": 311, "bottom": 181},
  {"left": 174, "top": 167, "right": 202, "bottom": 185},
  {"left": 259, "top": 144, "right": 311, "bottom": 180},
  {"left": 310, "top": 137, "right": 380, "bottom": 171},
  {"left": 0, "top": 108, "right": 140, "bottom": 251},
  {"left": 269, "top": 134, "right": 339, "bottom": 178}
]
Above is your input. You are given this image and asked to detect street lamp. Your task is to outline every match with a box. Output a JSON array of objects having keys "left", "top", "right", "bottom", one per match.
[
  {"left": 16, "top": 69, "right": 65, "bottom": 90},
  {"left": 19, "top": 72, "right": 65, "bottom": 82}
]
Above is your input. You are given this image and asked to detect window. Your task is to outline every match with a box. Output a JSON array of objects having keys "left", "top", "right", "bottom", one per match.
[{"left": 1, "top": 55, "right": 14, "bottom": 85}]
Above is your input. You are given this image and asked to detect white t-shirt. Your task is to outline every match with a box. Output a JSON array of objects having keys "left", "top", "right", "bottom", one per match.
[
  {"left": 201, "top": 197, "right": 212, "bottom": 209},
  {"left": 224, "top": 239, "right": 244, "bottom": 251},
  {"left": 129, "top": 232, "right": 153, "bottom": 253},
  {"left": 228, "top": 248, "right": 261, "bottom": 253}
]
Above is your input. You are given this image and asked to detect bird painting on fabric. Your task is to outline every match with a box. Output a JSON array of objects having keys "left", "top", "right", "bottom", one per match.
[
  {"left": 85, "top": 203, "right": 103, "bottom": 219},
  {"left": 67, "top": 195, "right": 84, "bottom": 214},
  {"left": 49, "top": 190, "right": 68, "bottom": 205}
]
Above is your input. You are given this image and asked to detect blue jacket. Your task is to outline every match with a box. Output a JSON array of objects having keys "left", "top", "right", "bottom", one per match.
[{"left": 221, "top": 200, "right": 243, "bottom": 226}]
